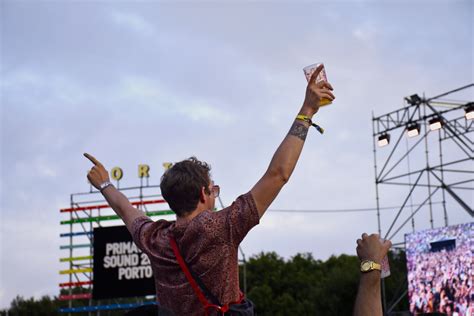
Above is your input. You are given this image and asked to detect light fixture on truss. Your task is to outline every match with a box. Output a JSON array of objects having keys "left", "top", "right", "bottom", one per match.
[
  {"left": 465, "top": 102, "right": 474, "bottom": 120},
  {"left": 378, "top": 133, "right": 390, "bottom": 147},
  {"left": 428, "top": 117, "right": 443, "bottom": 131},
  {"left": 405, "top": 94, "right": 422, "bottom": 106},
  {"left": 406, "top": 123, "right": 420, "bottom": 138}
]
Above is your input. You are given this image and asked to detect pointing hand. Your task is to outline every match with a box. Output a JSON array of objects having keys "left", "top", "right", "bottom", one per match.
[{"left": 84, "top": 153, "right": 110, "bottom": 190}]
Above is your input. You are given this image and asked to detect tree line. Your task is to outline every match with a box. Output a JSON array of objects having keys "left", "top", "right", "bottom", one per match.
[
  {"left": 1, "top": 250, "right": 408, "bottom": 315},
  {"left": 242, "top": 250, "right": 408, "bottom": 315}
]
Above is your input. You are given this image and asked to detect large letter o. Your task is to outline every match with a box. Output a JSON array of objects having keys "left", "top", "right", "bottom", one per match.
[{"left": 110, "top": 167, "right": 123, "bottom": 181}]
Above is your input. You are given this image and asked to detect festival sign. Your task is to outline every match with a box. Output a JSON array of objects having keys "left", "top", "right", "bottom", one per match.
[{"left": 93, "top": 225, "right": 155, "bottom": 299}]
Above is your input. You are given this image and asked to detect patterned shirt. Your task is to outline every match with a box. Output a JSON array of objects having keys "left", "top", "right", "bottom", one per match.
[{"left": 131, "top": 192, "right": 260, "bottom": 315}]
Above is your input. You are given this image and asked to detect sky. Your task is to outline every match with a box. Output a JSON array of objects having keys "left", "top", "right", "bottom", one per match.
[{"left": 1, "top": 0, "right": 473, "bottom": 309}]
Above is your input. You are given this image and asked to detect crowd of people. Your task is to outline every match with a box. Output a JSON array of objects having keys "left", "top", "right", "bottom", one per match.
[{"left": 406, "top": 223, "right": 473, "bottom": 315}]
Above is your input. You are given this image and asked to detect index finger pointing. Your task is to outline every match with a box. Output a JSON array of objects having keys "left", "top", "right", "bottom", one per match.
[
  {"left": 309, "top": 64, "right": 324, "bottom": 85},
  {"left": 84, "top": 153, "right": 100, "bottom": 166}
]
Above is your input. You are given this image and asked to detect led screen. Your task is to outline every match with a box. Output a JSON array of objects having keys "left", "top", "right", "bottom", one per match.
[{"left": 406, "top": 222, "right": 473, "bottom": 315}]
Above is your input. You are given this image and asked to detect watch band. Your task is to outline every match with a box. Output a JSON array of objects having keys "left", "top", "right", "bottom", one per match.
[
  {"left": 370, "top": 261, "right": 381, "bottom": 271},
  {"left": 99, "top": 181, "right": 113, "bottom": 192},
  {"left": 360, "top": 260, "right": 381, "bottom": 273}
]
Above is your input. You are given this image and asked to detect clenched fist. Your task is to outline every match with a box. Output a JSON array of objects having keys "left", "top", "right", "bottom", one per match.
[
  {"left": 356, "top": 233, "right": 392, "bottom": 263},
  {"left": 84, "top": 153, "right": 110, "bottom": 190}
]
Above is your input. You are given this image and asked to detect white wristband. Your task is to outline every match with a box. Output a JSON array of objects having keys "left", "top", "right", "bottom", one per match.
[{"left": 99, "top": 181, "right": 113, "bottom": 192}]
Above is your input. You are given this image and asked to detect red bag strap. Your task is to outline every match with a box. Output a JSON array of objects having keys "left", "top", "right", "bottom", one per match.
[
  {"left": 169, "top": 235, "right": 245, "bottom": 315},
  {"left": 169, "top": 235, "right": 213, "bottom": 309}
]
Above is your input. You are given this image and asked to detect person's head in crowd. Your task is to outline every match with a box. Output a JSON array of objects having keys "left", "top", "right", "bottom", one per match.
[
  {"left": 160, "top": 157, "right": 216, "bottom": 217},
  {"left": 428, "top": 291, "right": 434, "bottom": 301},
  {"left": 446, "top": 305, "right": 452, "bottom": 314}
]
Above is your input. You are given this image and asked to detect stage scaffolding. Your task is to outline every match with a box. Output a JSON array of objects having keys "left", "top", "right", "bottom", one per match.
[{"left": 371, "top": 84, "right": 474, "bottom": 315}]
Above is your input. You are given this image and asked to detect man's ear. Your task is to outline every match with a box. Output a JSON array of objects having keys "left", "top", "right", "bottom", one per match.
[{"left": 199, "top": 186, "right": 207, "bottom": 203}]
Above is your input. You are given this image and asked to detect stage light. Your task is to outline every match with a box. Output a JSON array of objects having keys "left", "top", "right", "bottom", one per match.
[
  {"left": 465, "top": 102, "right": 474, "bottom": 120},
  {"left": 429, "top": 117, "right": 443, "bottom": 131},
  {"left": 378, "top": 133, "right": 390, "bottom": 147},
  {"left": 406, "top": 123, "right": 420, "bottom": 138},
  {"left": 405, "top": 94, "right": 422, "bottom": 106}
]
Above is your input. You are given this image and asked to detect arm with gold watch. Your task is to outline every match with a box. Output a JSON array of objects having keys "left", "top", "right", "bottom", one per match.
[
  {"left": 360, "top": 259, "right": 382, "bottom": 273},
  {"left": 353, "top": 233, "right": 392, "bottom": 316}
]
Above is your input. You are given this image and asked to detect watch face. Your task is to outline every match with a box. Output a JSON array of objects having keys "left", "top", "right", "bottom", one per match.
[{"left": 361, "top": 261, "right": 371, "bottom": 271}]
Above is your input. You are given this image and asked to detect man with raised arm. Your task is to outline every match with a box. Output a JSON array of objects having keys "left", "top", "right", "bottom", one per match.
[{"left": 84, "top": 65, "right": 335, "bottom": 315}]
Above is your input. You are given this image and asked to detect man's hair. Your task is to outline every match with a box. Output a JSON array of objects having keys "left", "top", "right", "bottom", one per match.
[{"left": 160, "top": 157, "right": 211, "bottom": 217}]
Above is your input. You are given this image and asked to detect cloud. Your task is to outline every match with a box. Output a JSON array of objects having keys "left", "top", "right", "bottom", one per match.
[
  {"left": 117, "top": 75, "right": 233, "bottom": 123},
  {"left": 2, "top": 68, "right": 233, "bottom": 127},
  {"left": 109, "top": 11, "right": 155, "bottom": 36},
  {"left": 1, "top": 69, "right": 41, "bottom": 88},
  {"left": 352, "top": 21, "right": 378, "bottom": 43},
  {"left": 179, "top": 102, "right": 231, "bottom": 122},
  {"left": 1, "top": 68, "right": 93, "bottom": 110}
]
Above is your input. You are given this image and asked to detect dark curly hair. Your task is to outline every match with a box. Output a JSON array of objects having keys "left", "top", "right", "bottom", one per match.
[{"left": 160, "top": 157, "right": 211, "bottom": 217}]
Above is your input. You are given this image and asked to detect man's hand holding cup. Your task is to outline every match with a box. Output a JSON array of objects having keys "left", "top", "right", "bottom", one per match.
[
  {"left": 356, "top": 233, "right": 392, "bottom": 278},
  {"left": 301, "top": 64, "right": 335, "bottom": 117}
]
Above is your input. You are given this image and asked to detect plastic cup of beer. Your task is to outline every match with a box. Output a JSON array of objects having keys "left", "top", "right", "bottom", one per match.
[{"left": 303, "top": 63, "right": 332, "bottom": 107}]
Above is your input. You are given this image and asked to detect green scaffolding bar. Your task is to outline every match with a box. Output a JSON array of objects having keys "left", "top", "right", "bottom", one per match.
[
  {"left": 60, "top": 256, "right": 93, "bottom": 262},
  {"left": 60, "top": 210, "right": 175, "bottom": 225}
]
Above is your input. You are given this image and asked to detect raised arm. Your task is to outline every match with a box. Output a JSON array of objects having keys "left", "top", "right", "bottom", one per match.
[
  {"left": 353, "top": 233, "right": 392, "bottom": 316},
  {"left": 251, "top": 65, "right": 335, "bottom": 218},
  {"left": 84, "top": 153, "right": 146, "bottom": 232}
]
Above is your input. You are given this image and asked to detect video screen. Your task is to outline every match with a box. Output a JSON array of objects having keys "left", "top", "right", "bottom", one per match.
[{"left": 405, "top": 222, "right": 473, "bottom": 315}]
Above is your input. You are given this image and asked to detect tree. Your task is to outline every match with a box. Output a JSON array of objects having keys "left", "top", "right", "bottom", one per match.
[
  {"left": 0, "top": 295, "right": 61, "bottom": 316},
  {"left": 240, "top": 251, "right": 409, "bottom": 315}
]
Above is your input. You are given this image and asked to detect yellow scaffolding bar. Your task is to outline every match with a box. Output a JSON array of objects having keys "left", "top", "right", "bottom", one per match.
[
  {"left": 59, "top": 256, "right": 93, "bottom": 262},
  {"left": 59, "top": 268, "right": 92, "bottom": 275}
]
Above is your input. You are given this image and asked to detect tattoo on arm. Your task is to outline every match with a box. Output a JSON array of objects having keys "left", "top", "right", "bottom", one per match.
[{"left": 288, "top": 121, "right": 309, "bottom": 141}]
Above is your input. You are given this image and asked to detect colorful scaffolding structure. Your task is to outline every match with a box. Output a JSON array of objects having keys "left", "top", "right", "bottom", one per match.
[{"left": 59, "top": 181, "right": 173, "bottom": 314}]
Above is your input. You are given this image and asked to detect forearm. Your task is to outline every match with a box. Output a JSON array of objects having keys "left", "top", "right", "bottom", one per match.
[
  {"left": 250, "top": 69, "right": 332, "bottom": 217},
  {"left": 251, "top": 107, "right": 314, "bottom": 217},
  {"left": 266, "top": 108, "right": 313, "bottom": 181},
  {"left": 353, "top": 272, "right": 382, "bottom": 316},
  {"left": 265, "top": 121, "right": 308, "bottom": 182},
  {"left": 101, "top": 185, "right": 146, "bottom": 231}
]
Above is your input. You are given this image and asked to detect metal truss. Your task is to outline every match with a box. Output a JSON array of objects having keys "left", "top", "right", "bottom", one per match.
[{"left": 371, "top": 84, "right": 473, "bottom": 315}]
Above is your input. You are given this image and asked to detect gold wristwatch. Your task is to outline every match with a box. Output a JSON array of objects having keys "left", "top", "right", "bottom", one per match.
[{"left": 360, "top": 260, "right": 381, "bottom": 273}]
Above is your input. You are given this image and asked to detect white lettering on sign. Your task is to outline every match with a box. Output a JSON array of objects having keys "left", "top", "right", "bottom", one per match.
[
  {"left": 105, "top": 241, "right": 140, "bottom": 256},
  {"left": 102, "top": 241, "right": 152, "bottom": 280},
  {"left": 103, "top": 254, "right": 139, "bottom": 268},
  {"left": 118, "top": 266, "right": 153, "bottom": 280}
]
